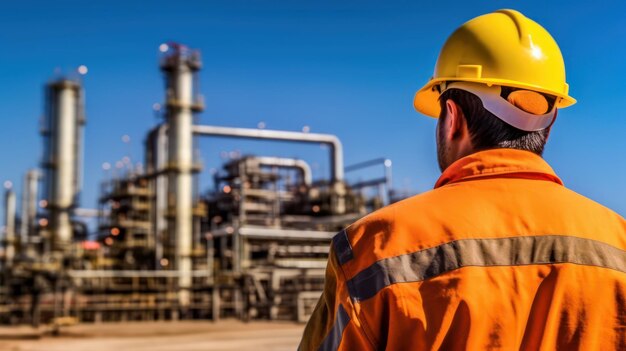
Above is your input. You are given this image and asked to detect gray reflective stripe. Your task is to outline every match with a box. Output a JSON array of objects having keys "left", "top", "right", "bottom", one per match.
[
  {"left": 318, "top": 304, "right": 350, "bottom": 351},
  {"left": 347, "top": 235, "right": 626, "bottom": 302},
  {"left": 332, "top": 230, "right": 354, "bottom": 265}
]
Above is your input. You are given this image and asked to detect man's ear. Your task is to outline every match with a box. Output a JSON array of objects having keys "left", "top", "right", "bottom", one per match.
[{"left": 445, "top": 99, "right": 465, "bottom": 140}]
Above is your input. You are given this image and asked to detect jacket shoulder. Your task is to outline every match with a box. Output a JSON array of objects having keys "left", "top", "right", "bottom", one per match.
[
  {"left": 551, "top": 186, "right": 626, "bottom": 237},
  {"left": 335, "top": 190, "right": 443, "bottom": 277}
]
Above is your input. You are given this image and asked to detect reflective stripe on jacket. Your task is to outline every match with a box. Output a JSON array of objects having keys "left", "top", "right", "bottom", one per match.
[{"left": 299, "top": 148, "right": 626, "bottom": 350}]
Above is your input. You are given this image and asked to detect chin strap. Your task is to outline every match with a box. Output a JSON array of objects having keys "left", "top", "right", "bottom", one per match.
[{"left": 443, "top": 82, "right": 557, "bottom": 132}]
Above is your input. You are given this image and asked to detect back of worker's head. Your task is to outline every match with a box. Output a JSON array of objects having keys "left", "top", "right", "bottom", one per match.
[
  {"left": 414, "top": 9, "right": 575, "bottom": 166},
  {"left": 438, "top": 88, "right": 551, "bottom": 155}
]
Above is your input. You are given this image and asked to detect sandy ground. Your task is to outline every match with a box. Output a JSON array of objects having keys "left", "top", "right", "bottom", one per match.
[{"left": 0, "top": 320, "right": 305, "bottom": 351}]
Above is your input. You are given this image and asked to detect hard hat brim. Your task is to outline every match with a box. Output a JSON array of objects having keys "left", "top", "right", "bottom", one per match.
[{"left": 414, "top": 78, "right": 577, "bottom": 118}]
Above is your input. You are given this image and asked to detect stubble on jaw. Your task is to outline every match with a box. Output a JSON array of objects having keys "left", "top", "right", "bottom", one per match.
[{"left": 436, "top": 116, "right": 449, "bottom": 172}]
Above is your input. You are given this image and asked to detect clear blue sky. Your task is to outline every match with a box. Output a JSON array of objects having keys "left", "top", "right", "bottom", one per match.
[{"left": 0, "top": 0, "right": 624, "bottom": 224}]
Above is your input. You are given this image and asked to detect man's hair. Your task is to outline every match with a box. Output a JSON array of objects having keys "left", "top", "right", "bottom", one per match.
[{"left": 439, "top": 88, "right": 551, "bottom": 155}]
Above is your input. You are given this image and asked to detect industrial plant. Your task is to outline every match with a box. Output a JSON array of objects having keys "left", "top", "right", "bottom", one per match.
[{"left": 0, "top": 43, "right": 397, "bottom": 326}]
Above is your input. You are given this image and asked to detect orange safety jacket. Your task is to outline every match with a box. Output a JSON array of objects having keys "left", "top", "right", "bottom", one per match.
[{"left": 299, "top": 148, "right": 626, "bottom": 350}]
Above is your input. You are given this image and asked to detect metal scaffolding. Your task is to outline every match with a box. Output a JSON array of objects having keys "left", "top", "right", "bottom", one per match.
[{"left": 0, "top": 42, "right": 400, "bottom": 326}]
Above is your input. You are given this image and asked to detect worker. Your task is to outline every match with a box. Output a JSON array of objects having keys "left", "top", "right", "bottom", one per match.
[{"left": 299, "top": 9, "right": 626, "bottom": 350}]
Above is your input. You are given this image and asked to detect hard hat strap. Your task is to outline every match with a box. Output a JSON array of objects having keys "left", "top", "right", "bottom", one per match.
[{"left": 443, "top": 82, "right": 556, "bottom": 131}]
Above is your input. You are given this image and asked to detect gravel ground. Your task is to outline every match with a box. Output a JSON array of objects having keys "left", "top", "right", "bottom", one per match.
[{"left": 0, "top": 320, "right": 305, "bottom": 351}]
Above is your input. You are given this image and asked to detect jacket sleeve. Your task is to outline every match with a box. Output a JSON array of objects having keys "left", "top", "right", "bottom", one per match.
[{"left": 298, "top": 246, "right": 374, "bottom": 351}]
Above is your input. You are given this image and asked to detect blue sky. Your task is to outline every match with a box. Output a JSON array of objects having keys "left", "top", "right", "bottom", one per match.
[{"left": 0, "top": 0, "right": 624, "bottom": 225}]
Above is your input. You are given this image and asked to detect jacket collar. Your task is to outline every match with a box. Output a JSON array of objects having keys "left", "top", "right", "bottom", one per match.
[{"left": 435, "top": 148, "right": 563, "bottom": 189}]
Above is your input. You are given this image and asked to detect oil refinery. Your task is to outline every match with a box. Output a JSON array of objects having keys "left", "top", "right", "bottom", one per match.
[{"left": 0, "top": 42, "right": 398, "bottom": 327}]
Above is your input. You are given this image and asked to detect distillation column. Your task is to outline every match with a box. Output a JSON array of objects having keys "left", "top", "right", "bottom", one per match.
[
  {"left": 20, "top": 170, "right": 40, "bottom": 248},
  {"left": 3, "top": 186, "right": 16, "bottom": 266},
  {"left": 160, "top": 43, "right": 203, "bottom": 310},
  {"left": 42, "top": 79, "right": 85, "bottom": 252}
]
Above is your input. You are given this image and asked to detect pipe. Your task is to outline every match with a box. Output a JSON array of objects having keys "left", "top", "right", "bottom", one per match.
[
  {"left": 191, "top": 125, "right": 344, "bottom": 182},
  {"left": 252, "top": 156, "right": 313, "bottom": 186},
  {"left": 345, "top": 158, "right": 393, "bottom": 205},
  {"left": 73, "top": 208, "right": 102, "bottom": 217},
  {"left": 210, "top": 226, "right": 335, "bottom": 240},
  {"left": 68, "top": 270, "right": 212, "bottom": 278},
  {"left": 75, "top": 88, "right": 86, "bottom": 206},
  {"left": 345, "top": 157, "right": 391, "bottom": 172},
  {"left": 147, "top": 124, "right": 339, "bottom": 247}
]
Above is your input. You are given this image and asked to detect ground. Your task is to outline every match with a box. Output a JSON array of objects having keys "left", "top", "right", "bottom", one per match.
[{"left": 0, "top": 320, "right": 305, "bottom": 351}]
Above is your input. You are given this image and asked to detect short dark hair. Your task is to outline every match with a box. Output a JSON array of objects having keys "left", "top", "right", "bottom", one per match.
[{"left": 439, "top": 88, "right": 551, "bottom": 155}]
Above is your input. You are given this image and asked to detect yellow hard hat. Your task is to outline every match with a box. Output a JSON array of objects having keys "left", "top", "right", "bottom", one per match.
[{"left": 414, "top": 9, "right": 576, "bottom": 118}]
